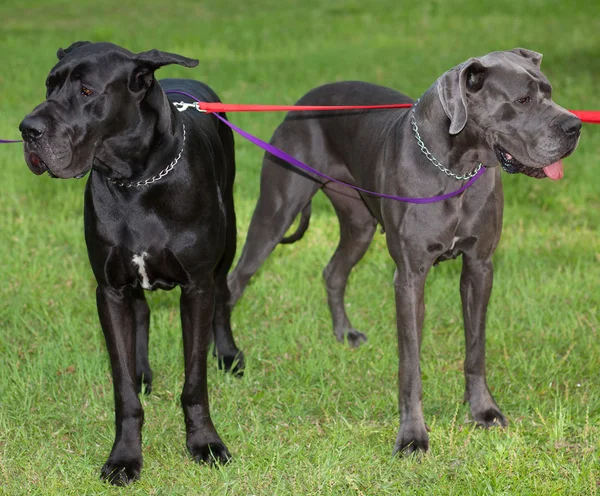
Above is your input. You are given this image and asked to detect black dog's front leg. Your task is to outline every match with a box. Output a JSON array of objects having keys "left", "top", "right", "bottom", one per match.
[
  {"left": 96, "top": 285, "right": 144, "bottom": 486},
  {"left": 460, "top": 255, "right": 507, "bottom": 428},
  {"left": 180, "top": 281, "right": 231, "bottom": 465},
  {"left": 391, "top": 264, "right": 430, "bottom": 456}
]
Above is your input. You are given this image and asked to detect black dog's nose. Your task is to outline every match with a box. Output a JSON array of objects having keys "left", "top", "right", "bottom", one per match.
[
  {"left": 19, "top": 115, "right": 46, "bottom": 142},
  {"left": 561, "top": 116, "right": 582, "bottom": 136}
]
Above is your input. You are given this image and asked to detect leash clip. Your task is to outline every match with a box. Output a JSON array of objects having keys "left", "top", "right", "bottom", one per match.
[{"left": 173, "top": 101, "right": 205, "bottom": 113}]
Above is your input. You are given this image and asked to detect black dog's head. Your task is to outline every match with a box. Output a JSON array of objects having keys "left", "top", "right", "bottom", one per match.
[
  {"left": 19, "top": 41, "right": 198, "bottom": 179},
  {"left": 437, "top": 48, "right": 582, "bottom": 180}
]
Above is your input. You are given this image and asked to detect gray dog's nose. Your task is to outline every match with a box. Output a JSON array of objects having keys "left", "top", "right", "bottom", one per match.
[
  {"left": 561, "top": 116, "right": 582, "bottom": 136},
  {"left": 19, "top": 115, "right": 46, "bottom": 142}
]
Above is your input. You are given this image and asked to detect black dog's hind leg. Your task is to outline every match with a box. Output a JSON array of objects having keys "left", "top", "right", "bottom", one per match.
[
  {"left": 322, "top": 183, "right": 377, "bottom": 347},
  {"left": 180, "top": 279, "right": 231, "bottom": 465},
  {"left": 460, "top": 254, "right": 507, "bottom": 428},
  {"left": 212, "top": 118, "right": 245, "bottom": 375},
  {"left": 97, "top": 285, "right": 143, "bottom": 486},
  {"left": 133, "top": 288, "right": 152, "bottom": 394},
  {"left": 212, "top": 187, "right": 245, "bottom": 375}
]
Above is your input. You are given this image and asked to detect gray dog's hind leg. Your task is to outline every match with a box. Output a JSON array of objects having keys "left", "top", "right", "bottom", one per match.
[
  {"left": 133, "top": 288, "right": 152, "bottom": 395},
  {"left": 228, "top": 154, "right": 321, "bottom": 308},
  {"left": 322, "top": 183, "right": 377, "bottom": 347}
]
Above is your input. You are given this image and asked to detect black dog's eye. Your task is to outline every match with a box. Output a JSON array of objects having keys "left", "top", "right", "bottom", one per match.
[
  {"left": 517, "top": 96, "right": 532, "bottom": 104},
  {"left": 80, "top": 85, "right": 93, "bottom": 97}
]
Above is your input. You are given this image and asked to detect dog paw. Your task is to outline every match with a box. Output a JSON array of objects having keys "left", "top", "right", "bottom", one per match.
[
  {"left": 336, "top": 328, "right": 368, "bottom": 347},
  {"left": 473, "top": 407, "right": 508, "bottom": 428},
  {"left": 392, "top": 437, "right": 429, "bottom": 457},
  {"left": 218, "top": 351, "right": 245, "bottom": 377},
  {"left": 393, "top": 425, "right": 429, "bottom": 457},
  {"left": 346, "top": 329, "right": 368, "bottom": 348},
  {"left": 188, "top": 441, "right": 232, "bottom": 466},
  {"left": 100, "top": 457, "right": 142, "bottom": 486}
]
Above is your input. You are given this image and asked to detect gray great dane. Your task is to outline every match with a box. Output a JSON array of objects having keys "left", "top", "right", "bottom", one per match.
[{"left": 228, "top": 48, "right": 581, "bottom": 455}]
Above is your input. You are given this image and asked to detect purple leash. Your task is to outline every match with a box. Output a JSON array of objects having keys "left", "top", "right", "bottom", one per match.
[
  {"left": 212, "top": 111, "right": 484, "bottom": 204},
  {"left": 1, "top": 139, "right": 21, "bottom": 143},
  {"left": 164, "top": 89, "right": 485, "bottom": 204}
]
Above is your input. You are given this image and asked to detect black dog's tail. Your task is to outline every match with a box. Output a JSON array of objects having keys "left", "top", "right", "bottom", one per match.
[{"left": 280, "top": 202, "right": 312, "bottom": 244}]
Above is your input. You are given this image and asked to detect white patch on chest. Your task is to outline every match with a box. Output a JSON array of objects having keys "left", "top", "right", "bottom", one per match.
[
  {"left": 449, "top": 236, "right": 460, "bottom": 250},
  {"left": 132, "top": 252, "right": 152, "bottom": 290}
]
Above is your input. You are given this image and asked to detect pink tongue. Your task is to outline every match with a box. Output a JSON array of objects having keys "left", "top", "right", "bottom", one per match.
[{"left": 543, "top": 160, "right": 564, "bottom": 180}]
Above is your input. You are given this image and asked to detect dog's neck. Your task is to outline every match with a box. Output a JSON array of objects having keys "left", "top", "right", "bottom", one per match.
[
  {"left": 413, "top": 86, "right": 497, "bottom": 177},
  {"left": 92, "top": 81, "right": 183, "bottom": 184}
]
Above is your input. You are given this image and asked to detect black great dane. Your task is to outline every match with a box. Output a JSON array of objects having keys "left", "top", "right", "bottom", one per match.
[
  {"left": 228, "top": 49, "right": 581, "bottom": 455},
  {"left": 20, "top": 42, "right": 243, "bottom": 485}
]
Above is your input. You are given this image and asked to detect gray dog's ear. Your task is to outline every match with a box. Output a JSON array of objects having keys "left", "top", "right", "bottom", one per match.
[
  {"left": 509, "top": 47, "right": 542, "bottom": 67},
  {"left": 437, "top": 58, "right": 487, "bottom": 135},
  {"left": 57, "top": 41, "right": 91, "bottom": 60},
  {"left": 130, "top": 49, "right": 199, "bottom": 92}
]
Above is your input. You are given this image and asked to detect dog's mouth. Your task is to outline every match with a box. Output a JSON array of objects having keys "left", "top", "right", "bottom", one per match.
[
  {"left": 27, "top": 152, "right": 51, "bottom": 176},
  {"left": 25, "top": 151, "right": 87, "bottom": 179},
  {"left": 495, "top": 146, "right": 564, "bottom": 180}
]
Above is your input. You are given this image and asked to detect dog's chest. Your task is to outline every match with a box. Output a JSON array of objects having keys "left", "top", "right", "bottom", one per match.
[
  {"left": 131, "top": 252, "right": 153, "bottom": 290},
  {"left": 92, "top": 222, "right": 192, "bottom": 290},
  {"left": 120, "top": 248, "right": 188, "bottom": 291}
]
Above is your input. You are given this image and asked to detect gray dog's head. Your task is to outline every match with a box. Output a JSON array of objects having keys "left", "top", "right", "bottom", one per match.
[
  {"left": 437, "top": 48, "right": 581, "bottom": 179},
  {"left": 19, "top": 41, "right": 198, "bottom": 179}
]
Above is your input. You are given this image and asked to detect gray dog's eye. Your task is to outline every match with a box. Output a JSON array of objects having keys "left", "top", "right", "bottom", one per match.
[
  {"left": 517, "top": 96, "right": 532, "bottom": 104},
  {"left": 80, "top": 86, "right": 93, "bottom": 97}
]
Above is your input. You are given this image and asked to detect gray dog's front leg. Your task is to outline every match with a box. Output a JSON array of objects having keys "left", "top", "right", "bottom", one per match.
[
  {"left": 391, "top": 266, "right": 430, "bottom": 456},
  {"left": 460, "top": 255, "right": 507, "bottom": 427},
  {"left": 96, "top": 285, "right": 144, "bottom": 486}
]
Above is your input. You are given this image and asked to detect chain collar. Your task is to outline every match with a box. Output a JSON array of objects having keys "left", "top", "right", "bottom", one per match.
[
  {"left": 109, "top": 123, "right": 186, "bottom": 188},
  {"left": 411, "top": 99, "right": 482, "bottom": 180}
]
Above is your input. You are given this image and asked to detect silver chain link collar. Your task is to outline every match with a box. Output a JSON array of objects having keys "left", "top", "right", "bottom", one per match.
[
  {"left": 411, "top": 99, "right": 483, "bottom": 180},
  {"left": 109, "top": 123, "right": 186, "bottom": 188}
]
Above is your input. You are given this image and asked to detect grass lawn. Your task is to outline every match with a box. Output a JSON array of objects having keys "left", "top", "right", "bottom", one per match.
[{"left": 0, "top": 0, "right": 599, "bottom": 494}]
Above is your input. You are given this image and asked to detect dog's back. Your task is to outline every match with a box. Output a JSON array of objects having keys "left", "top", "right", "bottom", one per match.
[
  {"left": 160, "top": 78, "right": 236, "bottom": 197},
  {"left": 269, "top": 82, "right": 413, "bottom": 179}
]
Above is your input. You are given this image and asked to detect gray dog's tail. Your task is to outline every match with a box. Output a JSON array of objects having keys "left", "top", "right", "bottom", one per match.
[{"left": 280, "top": 203, "right": 312, "bottom": 244}]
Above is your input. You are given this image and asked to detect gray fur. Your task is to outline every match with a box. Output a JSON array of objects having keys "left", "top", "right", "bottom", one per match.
[{"left": 228, "top": 49, "right": 581, "bottom": 455}]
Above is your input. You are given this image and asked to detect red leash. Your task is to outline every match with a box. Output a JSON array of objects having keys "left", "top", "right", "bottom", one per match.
[
  {"left": 197, "top": 102, "right": 414, "bottom": 113},
  {"left": 197, "top": 101, "right": 600, "bottom": 124},
  {"left": 569, "top": 110, "right": 600, "bottom": 124}
]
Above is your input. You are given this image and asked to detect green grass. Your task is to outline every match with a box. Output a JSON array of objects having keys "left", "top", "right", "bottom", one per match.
[{"left": 1, "top": 0, "right": 599, "bottom": 494}]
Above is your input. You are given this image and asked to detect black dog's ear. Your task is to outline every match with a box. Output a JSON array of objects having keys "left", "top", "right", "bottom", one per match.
[
  {"left": 510, "top": 47, "right": 543, "bottom": 67},
  {"left": 135, "top": 49, "right": 199, "bottom": 69},
  {"left": 130, "top": 49, "right": 199, "bottom": 92},
  {"left": 57, "top": 41, "right": 91, "bottom": 60},
  {"left": 437, "top": 58, "right": 487, "bottom": 135}
]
